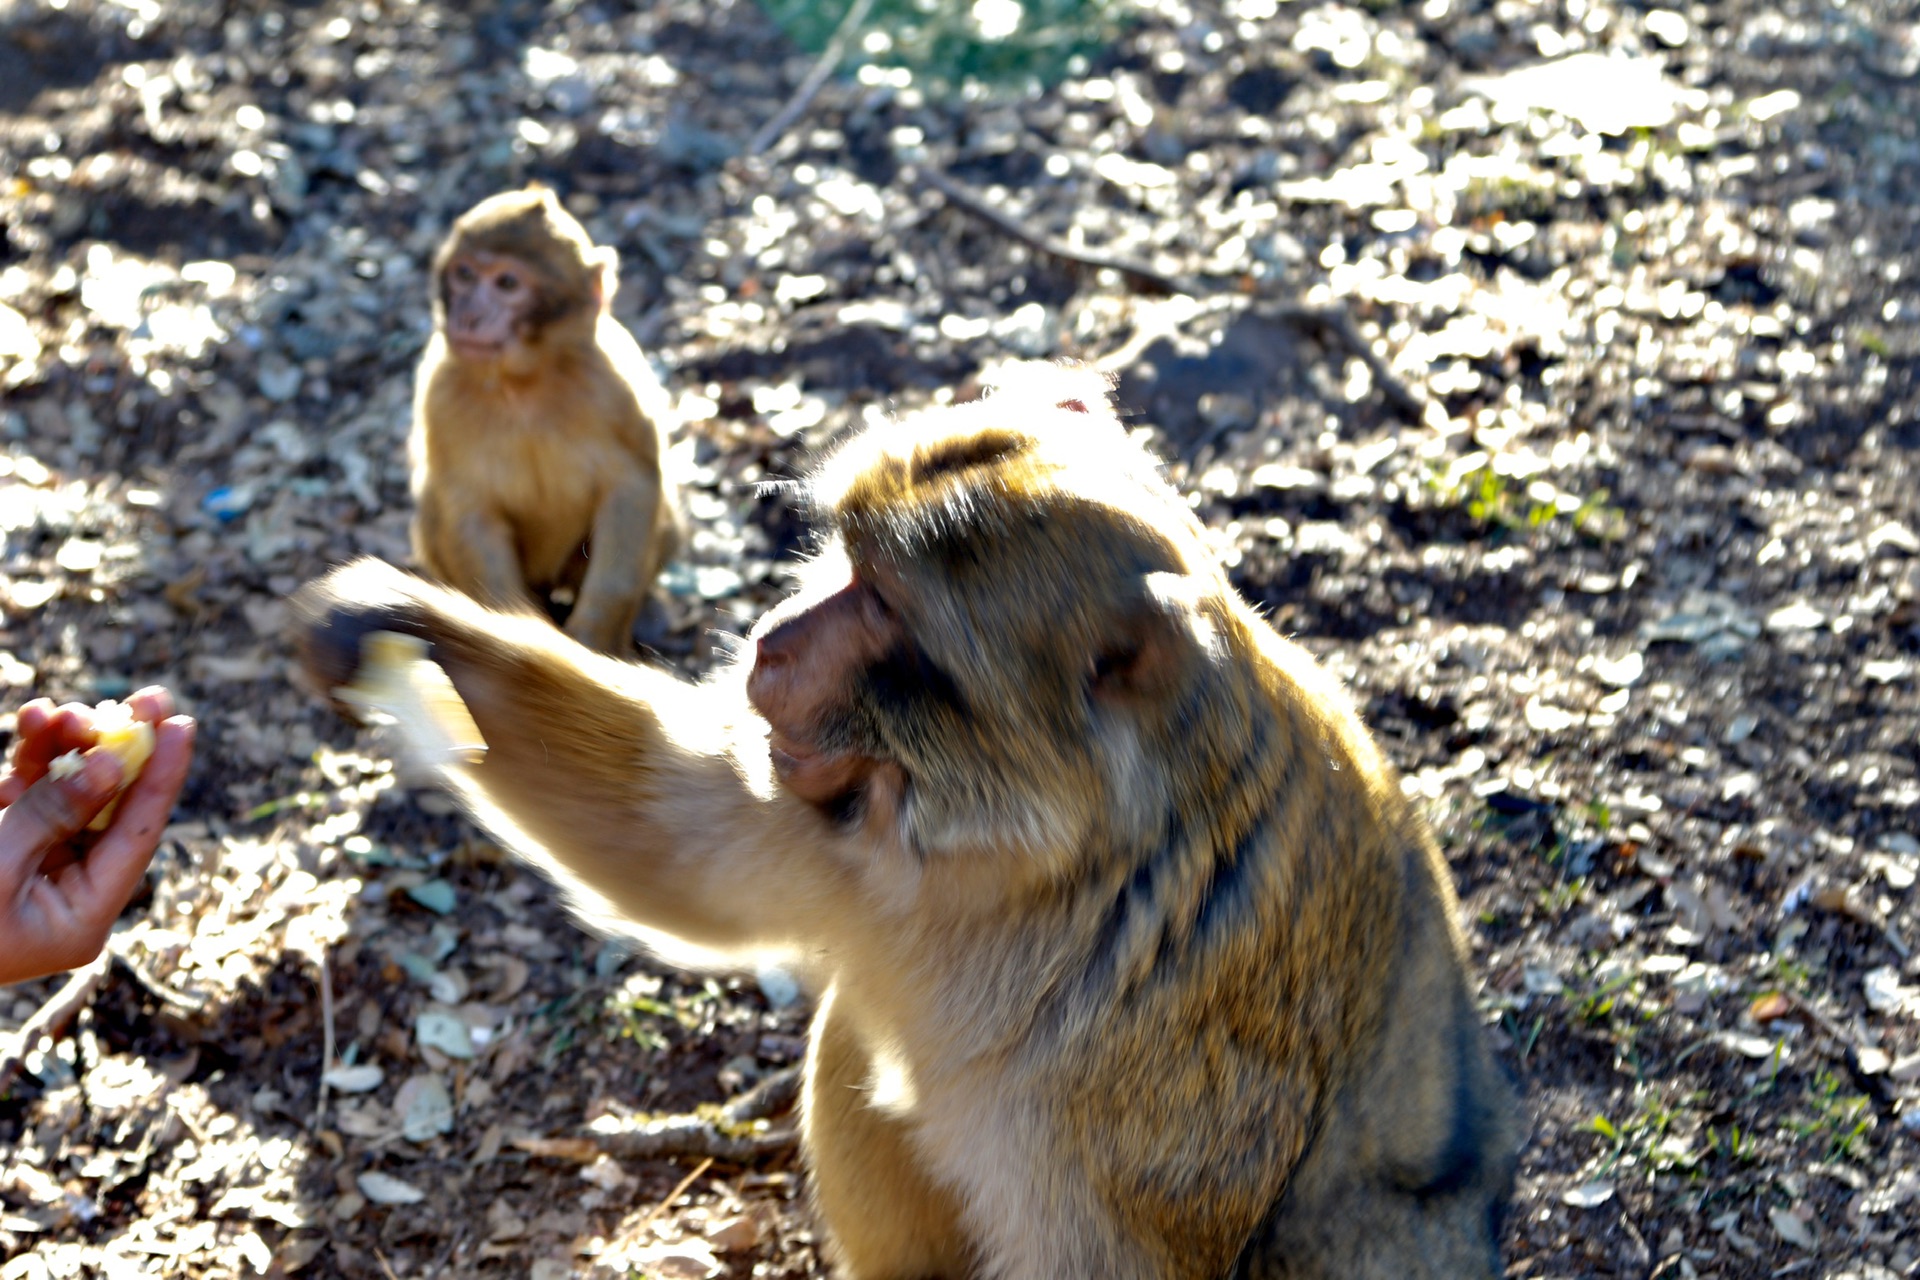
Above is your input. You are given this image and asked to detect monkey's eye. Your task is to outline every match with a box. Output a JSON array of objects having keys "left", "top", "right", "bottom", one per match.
[
  {"left": 451, "top": 263, "right": 477, "bottom": 285},
  {"left": 495, "top": 273, "right": 521, "bottom": 293},
  {"left": 1090, "top": 646, "right": 1142, "bottom": 689}
]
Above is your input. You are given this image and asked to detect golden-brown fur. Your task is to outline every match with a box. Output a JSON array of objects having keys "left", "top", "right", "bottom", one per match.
[
  {"left": 412, "top": 186, "right": 682, "bottom": 653},
  {"left": 298, "top": 363, "right": 1520, "bottom": 1279}
]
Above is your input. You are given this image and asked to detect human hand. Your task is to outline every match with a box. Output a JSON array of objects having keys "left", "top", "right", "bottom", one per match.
[{"left": 0, "top": 688, "right": 195, "bottom": 985}]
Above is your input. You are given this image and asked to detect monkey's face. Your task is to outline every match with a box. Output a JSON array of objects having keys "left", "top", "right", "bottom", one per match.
[
  {"left": 440, "top": 250, "right": 544, "bottom": 362},
  {"left": 432, "top": 190, "right": 609, "bottom": 372},
  {"left": 747, "top": 370, "right": 1240, "bottom": 866}
]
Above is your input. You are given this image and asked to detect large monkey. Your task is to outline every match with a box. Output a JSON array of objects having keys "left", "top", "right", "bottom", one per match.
[
  {"left": 411, "top": 186, "right": 682, "bottom": 653},
  {"left": 298, "top": 365, "right": 1520, "bottom": 1280}
]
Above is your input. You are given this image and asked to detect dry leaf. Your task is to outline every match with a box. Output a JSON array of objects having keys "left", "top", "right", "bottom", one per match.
[
  {"left": 322, "top": 1063, "right": 385, "bottom": 1094},
  {"left": 395, "top": 1073, "right": 456, "bottom": 1143},
  {"left": 1562, "top": 1179, "right": 1615, "bottom": 1207},
  {"left": 356, "top": 1171, "right": 426, "bottom": 1206},
  {"left": 616, "top": 1241, "right": 722, "bottom": 1279},
  {"left": 706, "top": 1210, "right": 767, "bottom": 1253},
  {"left": 1768, "top": 1205, "right": 1817, "bottom": 1251}
]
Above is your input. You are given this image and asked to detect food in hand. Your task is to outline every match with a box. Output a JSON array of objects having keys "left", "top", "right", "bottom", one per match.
[{"left": 46, "top": 700, "right": 157, "bottom": 831}]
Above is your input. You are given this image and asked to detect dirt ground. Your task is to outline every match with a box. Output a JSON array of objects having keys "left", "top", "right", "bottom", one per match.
[{"left": 0, "top": 0, "right": 1917, "bottom": 1276}]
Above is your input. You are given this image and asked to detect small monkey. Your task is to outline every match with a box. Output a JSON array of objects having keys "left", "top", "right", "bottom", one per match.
[
  {"left": 411, "top": 186, "right": 682, "bottom": 653},
  {"left": 298, "top": 364, "right": 1520, "bottom": 1279}
]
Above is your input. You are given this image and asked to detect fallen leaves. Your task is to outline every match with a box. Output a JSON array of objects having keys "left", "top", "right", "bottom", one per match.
[{"left": 354, "top": 1171, "right": 426, "bottom": 1206}]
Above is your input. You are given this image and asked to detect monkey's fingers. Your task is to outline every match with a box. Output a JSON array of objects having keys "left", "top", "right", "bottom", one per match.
[
  {"left": 292, "top": 559, "right": 440, "bottom": 711},
  {"left": 336, "top": 632, "right": 488, "bottom": 767}
]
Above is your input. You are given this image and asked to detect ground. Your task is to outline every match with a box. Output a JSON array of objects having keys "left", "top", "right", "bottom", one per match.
[{"left": 0, "top": 0, "right": 1916, "bottom": 1276}]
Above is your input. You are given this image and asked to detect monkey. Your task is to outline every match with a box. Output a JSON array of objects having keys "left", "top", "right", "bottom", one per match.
[
  {"left": 296, "top": 363, "right": 1522, "bottom": 1280},
  {"left": 410, "top": 185, "right": 683, "bottom": 654}
]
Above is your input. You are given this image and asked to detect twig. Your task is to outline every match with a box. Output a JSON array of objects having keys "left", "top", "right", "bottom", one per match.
[
  {"left": 586, "top": 1111, "right": 797, "bottom": 1162},
  {"left": 108, "top": 943, "right": 205, "bottom": 1014},
  {"left": 0, "top": 950, "right": 112, "bottom": 1094},
  {"left": 747, "top": 0, "right": 877, "bottom": 158},
  {"left": 910, "top": 163, "right": 1192, "bottom": 296},
  {"left": 910, "top": 162, "right": 1427, "bottom": 422},
  {"left": 313, "top": 947, "right": 336, "bottom": 1131},
  {"left": 1279, "top": 303, "right": 1428, "bottom": 422},
  {"left": 430, "top": 1225, "right": 464, "bottom": 1279},
  {"left": 636, "top": 1155, "right": 715, "bottom": 1239},
  {"left": 1616, "top": 1207, "right": 1652, "bottom": 1276},
  {"left": 598, "top": 1153, "right": 718, "bottom": 1262},
  {"left": 722, "top": 1064, "right": 801, "bottom": 1126}
]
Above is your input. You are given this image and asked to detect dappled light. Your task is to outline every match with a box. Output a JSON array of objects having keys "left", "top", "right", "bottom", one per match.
[{"left": 0, "top": 0, "right": 1916, "bottom": 1276}]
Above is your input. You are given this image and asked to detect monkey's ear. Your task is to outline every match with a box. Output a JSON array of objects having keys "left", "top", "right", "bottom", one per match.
[
  {"left": 591, "top": 247, "right": 619, "bottom": 310},
  {"left": 1089, "top": 610, "right": 1180, "bottom": 700},
  {"left": 1091, "top": 572, "right": 1217, "bottom": 700}
]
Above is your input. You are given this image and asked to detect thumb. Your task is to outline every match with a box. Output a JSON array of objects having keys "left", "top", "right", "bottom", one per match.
[{"left": 1, "top": 752, "right": 121, "bottom": 861}]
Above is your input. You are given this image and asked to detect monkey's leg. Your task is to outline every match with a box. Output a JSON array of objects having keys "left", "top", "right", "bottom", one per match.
[
  {"left": 297, "top": 559, "right": 853, "bottom": 954},
  {"left": 804, "top": 986, "right": 972, "bottom": 1280},
  {"left": 567, "top": 474, "right": 663, "bottom": 653}
]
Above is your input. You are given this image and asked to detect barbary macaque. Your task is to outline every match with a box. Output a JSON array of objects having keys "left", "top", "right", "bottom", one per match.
[
  {"left": 411, "top": 185, "right": 682, "bottom": 653},
  {"left": 298, "top": 364, "right": 1521, "bottom": 1280}
]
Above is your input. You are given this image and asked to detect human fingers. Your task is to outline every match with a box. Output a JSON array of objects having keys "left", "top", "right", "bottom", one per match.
[
  {"left": 0, "top": 701, "right": 41, "bottom": 805},
  {"left": 0, "top": 751, "right": 120, "bottom": 894},
  {"left": 7, "top": 702, "right": 99, "bottom": 787},
  {"left": 9, "top": 699, "right": 55, "bottom": 763},
  {"left": 124, "top": 687, "right": 177, "bottom": 725},
  {"left": 58, "top": 715, "right": 193, "bottom": 930}
]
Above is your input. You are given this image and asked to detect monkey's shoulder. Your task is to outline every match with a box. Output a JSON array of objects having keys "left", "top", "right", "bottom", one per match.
[{"left": 594, "top": 316, "right": 676, "bottom": 432}]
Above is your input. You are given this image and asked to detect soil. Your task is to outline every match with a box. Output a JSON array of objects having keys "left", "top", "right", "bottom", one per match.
[{"left": 0, "top": 0, "right": 1916, "bottom": 1277}]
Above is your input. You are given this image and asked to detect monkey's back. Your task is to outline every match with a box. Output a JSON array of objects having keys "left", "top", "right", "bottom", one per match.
[{"left": 1032, "top": 608, "right": 1519, "bottom": 1279}]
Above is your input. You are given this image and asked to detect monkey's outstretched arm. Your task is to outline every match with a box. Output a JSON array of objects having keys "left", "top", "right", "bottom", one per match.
[
  {"left": 566, "top": 473, "right": 662, "bottom": 652},
  {"left": 297, "top": 559, "right": 853, "bottom": 952}
]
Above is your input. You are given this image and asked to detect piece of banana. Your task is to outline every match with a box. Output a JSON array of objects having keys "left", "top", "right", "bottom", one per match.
[
  {"left": 46, "top": 701, "right": 157, "bottom": 831},
  {"left": 335, "top": 631, "right": 487, "bottom": 768}
]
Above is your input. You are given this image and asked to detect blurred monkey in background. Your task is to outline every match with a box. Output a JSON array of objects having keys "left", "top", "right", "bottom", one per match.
[{"left": 410, "top": 186, "right": 682, "bottom": 654}]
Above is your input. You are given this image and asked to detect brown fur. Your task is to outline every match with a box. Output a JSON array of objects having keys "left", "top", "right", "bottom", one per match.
[
  {"left": 298, "top": 363, "right": 1520, "bottom": 1279},
  {"left": 412, "top": 186, "right": 682, "bottom": 653}
]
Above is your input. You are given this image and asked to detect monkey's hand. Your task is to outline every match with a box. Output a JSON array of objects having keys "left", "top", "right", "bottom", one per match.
[{"left": 293, "top": 558, "right": 443, "bottom": 715}]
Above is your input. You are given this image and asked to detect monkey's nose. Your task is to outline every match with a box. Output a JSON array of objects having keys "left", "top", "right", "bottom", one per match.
[
  {"left": 745, "top": 625, "right": 797, "bottom": 714},
  {"left": 753, "top": 619, "right": 801, "bottom": 671}
]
